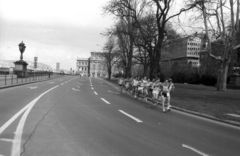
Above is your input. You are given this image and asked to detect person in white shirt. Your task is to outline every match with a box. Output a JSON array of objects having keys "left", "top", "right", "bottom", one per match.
[{"left": 161, "top": 78, "right": 174, "bottom": 112}]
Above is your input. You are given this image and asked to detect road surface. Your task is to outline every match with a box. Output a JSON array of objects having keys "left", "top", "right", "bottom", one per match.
[{"left": 0, "top": 76, "right": 239, "bottom": 156}]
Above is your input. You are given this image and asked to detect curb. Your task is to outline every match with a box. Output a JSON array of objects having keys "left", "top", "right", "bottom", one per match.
[
  {"left": 102, "top": 78, "right": 240, "bottom": 128},
  {"left": 0, "top": 76, "right": 65, "bottom": 90}
]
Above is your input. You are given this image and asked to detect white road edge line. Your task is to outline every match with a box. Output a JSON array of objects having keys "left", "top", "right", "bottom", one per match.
[
  {"left": 94, "top": 91, "right": 98, "bottom": 95},
  {"left": 119, "top": 110, "right": 143, "bottom": 123},
  {"left": 182, "top": 144, "right": 209, "bottom": 156},
  {"left": 101, "top": 98, "right": 111, "bottom": 104},
  {"left": 10, "top": 85, "right": 59, "bottom": 156}
]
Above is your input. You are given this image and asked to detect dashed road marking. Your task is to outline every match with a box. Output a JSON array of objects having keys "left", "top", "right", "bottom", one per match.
[
  {"left": 119, "top": 110, "right": 143, "bottom": 123},
  {"left": 94, "top": 91, "right": 98, "bottom": 95},
  {"left": 182, "top": 144, "right": 209, "bottom": 156},
  {"left": 72, "top": 88, "right": 80, "bottom": 91},
  {"left": 26, "top": 86, "right": 38, "bottom": 89},
  {"left": 0, "top": 138, "right": 13, "bottom": 142},
  {"left": 101, "top": 98, "right": 111, "bottom": 104},
  {"left": 91, "top": 87, "right": 94, "bottom": 90},
  {"left": 108, "top": 90, "right": 120, "bottom": 94}
]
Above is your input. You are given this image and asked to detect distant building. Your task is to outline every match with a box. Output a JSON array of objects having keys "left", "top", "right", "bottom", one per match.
[
  {"left": 199, "top": 40, "right": 240, "bottom": 77},
  {"left": 161, "top": 36, "right": 202, "bottom": 69},
  {"left": 76, "top": 52, "right": 119, "bottom": 77},
  {"left": 76, "top": 58, "right": 89, "bottom": 76},
  {"left": 56, "top": 63, "right": 60, "bottom": 72},
  {"left": 89, "top": 52, "right": 106, "bottom": 77}
]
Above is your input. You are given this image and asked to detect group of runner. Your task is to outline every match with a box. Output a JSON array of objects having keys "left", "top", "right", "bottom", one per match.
[{"left": 118, "top": 76, "right": 175, "bottom": 113}]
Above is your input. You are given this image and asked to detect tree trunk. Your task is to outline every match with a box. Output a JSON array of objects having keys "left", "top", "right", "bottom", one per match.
[
  {"left": 143, "top": 64, "right": 148, "bottom": 77},
  {"left": 108, "top": 69, "right": 112, "bottom": 80},
  {"left": 216, "top": 59, "right": 229, "bottom": 91}
]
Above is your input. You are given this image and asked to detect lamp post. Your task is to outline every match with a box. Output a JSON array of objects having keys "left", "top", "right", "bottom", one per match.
[
  {"left": 14, "top": 41, "right": 28, "bottom": 78},
  {"left": 18, "top": 41, "right": 26, "bottom": 61}
]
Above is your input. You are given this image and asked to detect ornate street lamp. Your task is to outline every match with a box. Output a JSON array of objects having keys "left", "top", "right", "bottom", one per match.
[
  {"left": 14, "top": 41, "right": 28, "bottom": 78},
  {"left": 18, "top": 41, "right": 26, "bottom": 60}
]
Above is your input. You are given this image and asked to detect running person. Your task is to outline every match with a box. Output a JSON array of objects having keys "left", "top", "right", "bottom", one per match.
[
  {"left": 152, "top": 79, "right": 161, "bottom": 105},
  {"left": 132, "top": 77, "right": 139, "bottom": 98},
  {"left": 161, "top": 79, "right": 172, "bottom": 112},
  {"left": 166, "top": 78, "right": 175, "bottom": 110},
  {"left": 118, "top": 77, "right": 124, "bottom": 93}
]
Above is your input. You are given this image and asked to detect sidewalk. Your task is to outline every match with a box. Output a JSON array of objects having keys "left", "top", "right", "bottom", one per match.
[{"left": 103, "top": 78, "right": 240, "bottom": 127}]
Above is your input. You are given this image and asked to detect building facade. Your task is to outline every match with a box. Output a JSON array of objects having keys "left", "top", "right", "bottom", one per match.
[
  {"left": 76, "top": 52, "right": 120, "bottom": 77},
  {"left": 89, "top": 52, "right": 107, "bottom": 77},
  {"left": 76, "top": 58, "right": 89, "bottom": 76},
  {"left": 161, "top": 36, "right": 202, "bottom": 69}
]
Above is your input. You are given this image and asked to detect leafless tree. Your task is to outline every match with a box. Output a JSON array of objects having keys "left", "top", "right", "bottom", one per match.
[
  {"left": 104, "top": 0, "right": 196, "bottom": 78},
  {"left": 101, "top": 37, "right": 120, "bottom": 80},
  {"left": 187, "top": 0, "right": 240, "bottom": 91}
]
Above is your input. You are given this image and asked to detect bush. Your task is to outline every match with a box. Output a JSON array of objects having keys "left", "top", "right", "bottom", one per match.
[{"left": 200, "top": 74, "right": 217, "bottom": 86}]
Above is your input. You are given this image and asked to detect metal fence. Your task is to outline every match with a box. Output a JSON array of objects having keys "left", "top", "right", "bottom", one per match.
[{"left": 0, "top": 72, "right": 64, "bottom": 87}]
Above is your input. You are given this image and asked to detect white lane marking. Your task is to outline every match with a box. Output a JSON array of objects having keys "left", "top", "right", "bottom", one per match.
[
  {"left": 101, "top": 98, "right": 111, "bottom": 104},
  {"left": 61, "top": 83, "right": 64, "bottom": 85},
  {"left": 118, "top": 110, "right": 143, "bottom": 123},
  {"left": 101, "top": 84, "right": 108, "bottom": 87},
  {"left": 91, "top": 87, "right": 94, "bottom": 90},
  {"left": 76, "top": 85, "right": 80, "bottom": 88},
  {"left": 226, "top": 114, "right": 240, "bottom": 118},
  {"left": 94, "top": 91, "right": 98, "bottom": 95},
  {"left": 26, "top": 86, "right": 38, "bottom": 89},
  {"left": 11, "top": 86, "right": 58, "bottom": 156},
  {"left": 0, "top": 138, "right": 13, "bottom": 142},
  {"left": 0, "top": 104, "right": 30, "bottom": 134},
  {"left": 182, "top": 144, "right": 209, "bottom": 156},
  {"left": 72, "top": 88, "right": 80, "bottom": 91},
  {"left": 108, "top": 90, "right": 120, "bottom": 94}
]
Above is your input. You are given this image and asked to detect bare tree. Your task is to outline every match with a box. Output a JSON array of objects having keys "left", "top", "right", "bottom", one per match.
[
  {"left": 187, "top": 0, "right": 240, "bottom": 91},
  {"left": 104, "top": 1, "right": 138, "bottom": 77},
  {"left": 104, "top": 0, "right": 196, "bottom": 78},
  {"left": 102, "top": 37, "right": 120, "bottom": 80}
]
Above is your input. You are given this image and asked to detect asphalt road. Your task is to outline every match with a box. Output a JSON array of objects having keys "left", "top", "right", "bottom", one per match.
[{"left": 0, "top": 76, "right": 240, "bottom": 156}]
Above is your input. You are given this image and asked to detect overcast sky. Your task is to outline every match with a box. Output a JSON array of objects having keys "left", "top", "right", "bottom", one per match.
[{"left": 0, "top": 0, "right": 113, "bottom": 70}]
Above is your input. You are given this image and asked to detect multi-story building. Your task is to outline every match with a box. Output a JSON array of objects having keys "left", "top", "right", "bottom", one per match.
[
  {"left": 76, "top": 58, "right": 89, "bottom": 76},
  {"left": 89, "top": 52, "right": 107, "bottom": 77},
  {"left": 161, "top": 36, "right": 202, "bottom": 69},
  {"left": 76, "top": 52, "right": 120, "bottom": 77}
]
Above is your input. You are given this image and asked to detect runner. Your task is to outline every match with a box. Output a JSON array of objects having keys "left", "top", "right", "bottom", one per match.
[
  {"left": 143, "top": 77, "right": 149, "bottom": 101},
  {"left": 132, "top": 77, "right": 139, "bottom": 98},
  {"left": 152, "top": 79, "right": 161, "bottom": 105},
  {"left": 118, "top": 77, "right": 124, "bottom": 93},
  {"left": 166, "top": 78, "right": 175, "bottom": 110},
  {"left": 137, "top": 78, "right": 144, "bottom": 99},
  {"left": 161, "top": 79, "right": 172, "bottom": 113},
  {"left": 125, "top": 77, "right": 130, "bottom": 91}
]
